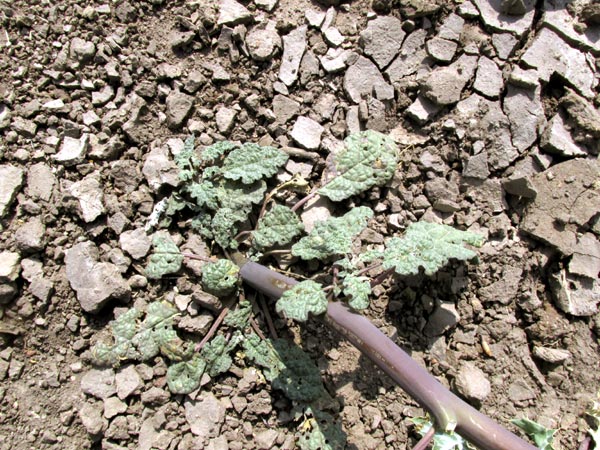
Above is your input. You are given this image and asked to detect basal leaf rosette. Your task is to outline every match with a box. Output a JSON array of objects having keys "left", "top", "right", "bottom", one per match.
[
  {"left": 276, "top": 280, "right": 328, "bottom": 322},
  {"left": 318, "top": 130, "right": 399, "bottom": 202}
]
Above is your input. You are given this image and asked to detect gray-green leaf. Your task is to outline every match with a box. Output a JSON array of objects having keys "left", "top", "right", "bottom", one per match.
[
  {"left": 253, "top": 205, "right": 304, "bottom": 250},
  {"left": 276, "top": 280, "right": 327, "bottom": 322},
  {"left": 342, "top": 274, "right": 371, "bottom": 310},
  {"left": 512, "top": 418, "right": 556, "bottom": 450},
  {"left": 167, "top": 355, "right": 206, "bottom": 394},
  {"left": 297, "top": 408, "right": 346, "bottom": 450},
  {"left": 292, "top": 206, "right": 373, "bottom": 260},
  {"left": 201, "top": 141, "right": 237, "bottom": 162},
  {"left": 221, "top": 143, "right": 288, "bottom": 184},
  {"left": 201, "top": 259, "right": 240, "bottom": 296},
  {"left": 145, "top": 233, "right": 183, "bottom": 279},
  {"left": 318, "top": 130, "right": 398, "bottom": 202},
  {"left": 382, "top": 222, "right": 484, "bottom": 276}
]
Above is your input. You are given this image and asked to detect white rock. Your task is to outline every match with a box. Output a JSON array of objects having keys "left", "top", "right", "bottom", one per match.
[
  {"left": 540, "top": 113, "right": 586, "bottom": 157},
  {"left": 53, "top": 134, "right": 89, "bottom": 166},
  {"left": 422, "top": 54, "right": 478, "bottom": 105},
  {"left": 217, "top": 0, "right": 252, "bottom": 25},
  {"left": 115, "top": 365, "right": 142, "bottom": 400},
  {"left": 305, "top": 9, "right": 325, "bottom": 28},
  {"left": 454, "top": 362, "right": 491, "bottom": 402},
  {"left": 279, "top": 26, "right": 307, "bottom": 86},
  {"left": 42, "top": 99, "right": 65, "bottom": 110},
  {"left": 0, "top": 251, "right": 21, "bottom": 283},
  {"left": 119, "top": 229, "right": 151, "bottom": 260},
  {"left": 492, "top": 32, "right": 518, "bottom": 59},
  {"left": 290, "top": 116, "right": 324, "bottom": 150},
  {"left": 246, "top": 25, "right": 281, "bottom": 61},
  {"left": 406, "top": 96, "right": 441, "bottom": 125},
  {"left": 81, "top": 368, "right": 117, "bottom": 400},
  {"left": 344, "top": 56, "right": 392, "bottom": 104},
  {"left": 473, "top": 56, "right": 503, "bottom": 98},
  {"left": 26, "top": 163, "right": 55, "bottom": 202},
  {"left": 323, "top": 27, "right": 344, "bottom": 47},
  {"left": 426, "top": 37, "right": 458, "bottom": 62},
  {"left": 550, "top": 268, "right": 600, "bottom": 316},
  {"left": 438, "top": 13, "right": 465, "bottom": 41},
  {"left": 360, "top": 16, "right": 405, "bottom": 69},
  {"left": 319, "top": 47, "right": 352, "bottom": 73},
  {"left": 215, "top": 106, "right": 238, "bottom": 134},
  {"left": 472, "top": 0, "right": 535, "bottom": 37},
  {"left": 142, "top": 141, "right": 180, "bottom": 191},
  {"left": 255, "top": 0, "right": 278, "bottom": 12},
  {"left": 0, "top": 165, "right": 24, "bottom": 218},
  {"left": 68, "top": 173, "right": 105, "bottom": 223}
]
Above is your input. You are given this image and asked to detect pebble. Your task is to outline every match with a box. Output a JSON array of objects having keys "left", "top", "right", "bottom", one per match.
[
  {"left": 0, "top": 165, "right": 24, "bottom": 218},
  {"left": 141, "top": 387, "right": 170, "bottom": 406},
  {"left": 69, "top": 37, "right": 96, "bottom": 63},
  {"left": 532, "top": 346, "right": 571, "bottom": 364},
  {"left": 550, "top": 268, "right": 600, "bottom": 316},
  {"left": 503, "top": 84, "right": 546, "bottom": 153},
  {"left": 185, "top": 393, "right": 226, "bottom": 439},
  {"left": 142, "top": 140, "right": 181, "bottom": 191},
  {"left": 344, "top": 56, "right": 392, "bottom": 104},
  {"left": 11, "top": 117, "right": 37, "bottom": 137},
  {"left": 246, "top": 25, "right": 281, "bottom": 61},
  {"left": 103, "top": 396, "right": 128, "bottom": 419},
  {"left": 81, "top": 368, "right": 117, "bottom": 400},
  {"left": 569, "top": 233, "right": 600, "bottom": 280},
  {"left": 422, "top": 54, "right": 478, "bottom": 105},
  {"left": 290, "top": 116, "right": 324, "bottom": 150},
  {"left": 424, "top": 302, "right": 460, "bottom": 336},
  {"left": 454, "top": 362, "right": 491, "bottom": 403},
  {"left": 254, "top": 429, "right": 279, "bottom": 450},
  {"left": 178, "top": 313, "right": 214, "bottom": 335},
  {"left": 272, "top": 94, "right": 300, "bottom": 124},
  {"left": 438, "top": 13, "right": 465, "bottom": 41},
  {"left": 492, "top": 32, "right": 518, "bottom": 59},
  {"left": 119, "top": 228, "right": 151, "bottom": 260},
  {"left": 165, "top": 90, "right": 194, "bottom": 129},
  {"left": 359, "top": 15, "right": 405, "bottom": 69},
  {"left": 65, "top": 241, "right": 131, "bottom": 313},
  {"left": 15, "top": 216, "right": 46, "bottom": 252},
  {"left": 406, "top": 95, "right": 441, "bottom": 125},
  {"left": 279, "top": 26, "right": 307, "bottom": 86},
  {"left": 217, "top": 0, "right": 252, "bottom": 26},
  {"left": 53, "top": 134, "right": 89, "bottom": 166},
  {"left": 323, "top": 27, "right": 345, "bottom": 47},
  {"left": 0, "top": 251, "right": 21, "bottom": 283},
  {"left": 67, "top": 172, "right": 105, "bottom": 223},
  {"left": 255, "top": 0, "right": 278, "bottom": 12},
  {"left": 305, "top": 9, "right": 325, "bottom": 28},
  {"left": 115, "top": 365, "right": 143, "bottom": 400},
  {"left": 79, "top": 401, "right": 107, "bottom": 437},
  {"left": 426, "top": 37, "right": 458, "bottom": 62},
  {"left": 473, "top": 56, "right": 503, "bottom": 98},
  {"left": 385, "top": 29, "right": 428, "bottom": 83},
  {"left": 215, "top": 106, "right": 238, "bottom": 134},
  {"left": 540, "top": 113, "right": 586, "bottom": 157},
  {"left": 319, "top": 47, "right": 352, "bottom": 73},
  {"left": 472, "top": 0, "right": 535, "bottom": 37}
]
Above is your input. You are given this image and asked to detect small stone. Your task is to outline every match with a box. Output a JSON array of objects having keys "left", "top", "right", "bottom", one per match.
[
  {"left": 323, "top": 27, "right": 344, "bottom": 47},
  {"left": 406, "top": 95, "right": 441, "bottom": 125},
  {"left": 255, "top": 0, "right": 278, "bottom": 11},
  {"left": 115, "top": 365, "right": 142, "bottom": 400},
  {"left": 70, "top": 37, "right": 96, "bottom": 63},
  {"left": 185, "top": 393, "right": 226, "bottom": 438},
  {"left": 246, "top": 25, "right": 281, "bottom": 62},
  {"left": 0, "top": 252, "right": 20, "bottom": 283},
  {"left": 82, "top": 110, "right": 101, "bottom": 126},
  {"left": 178, "top": 313, "right": 213, "bottom": 335},
  {"left": 508, "top": 379, "right": 536, "bottom": 402},
  {"left": 42, "top": 99, "right": 65, "bottom": 110},
  {"left": 569, "top": 233, "right": 600, "bottom": 280},
  {"left": 472, "top": 0, "right": 535, "bottom": 37},
  {"left": 319, "top": 47, "right": 352, "bottom": 73},
  {"left": 426, "top": 37, "right": 458, "bottom": 62},
  {"left": 550, "top": 269, "right": 600, "bottom": 316},
  {"left": 15, "top": 216, "right": 45, "bottom": 252},
  {"left": 141, "top": 387, "right": 170, "bottom": 406},
  {"left": 81, "top": 368, "right": 117, "bottom": 400},
  {"left": 255, "top": 429, "right": 279, "bottom": 450},
  {"left": 540, "top": 113, "right": 586, "bottom": 157},
  {"left": 0, "top": 165, "right": 24, "bottom": 218},
  {"left": 473, "top": 56, "right": 503, "bottom": 98},
  {"left": 279, "top": 26, "right": 307, "bottom": 86},
  {"left": 68, "top": 173, "right": 105, "bottom": 223},
  {"left": 359, "top": 16, "right": 405, "bottom": 69},
  {"left": 65, "top": 241, "right": 131, "bottom": 313},
  {"left": 424, "top": 302, "right": 460, "bottom": 336},
  {"left": 422, "top": 54, "right": 478, "bottom": 105},
  {"left": 305, "top": 10, "right": 325, "bottom": 28},
  {"left": 165, "top": 90, "right": 194, "bottom": 129},
  {"left": 119, "top": 229, "right": 151, "bottom": 260},
  {"left": 53, "top": 134, "right": 89, "bottom": 166},
  {"left": 438, "top": 13, "right": 465, "bottom": 41},
  {"left": 215, "top": 106, "right": 238, "bottom": 134},
  {"left": 290, "top": 116, "right": 324, "bottom": 150},
  {"left": 103, "top": 396, "right": 127, "bottom": 419},
  {"left": 26, "top": 163, "right": 55, "bottom": 202},
  {"left": 11, "top": 117, "right": 37, "bottom": 138},
  {"left": 272, "top": 94, "right": 300, "bottom": 124},
  {"left": 454, "top": 362, "right": 491, "bottom": 403},
  {"left": 91, "top": 85, "right": 114, "bottom": 106},
  {"left": 217, "top": 0, "right": 252, "bottom": 25},
  {"left": 463, "top": 152, "right": 490, "bottom": 180},
  {"left": 300, "top": 196, "right": 332, "bottom": 233},
  {"left": 503, "top": 84, "right": 546, "bottom": 153},
  {"left": 492, "top": 32, "right": 518, "bottom": 59},
  {"left": 170, "top": 30, "right": 196, "bottom": 49},
  {"left": 532, "top": 346, "right": 571, "bottom": 364},
  {"left": 508, "top": 66, "right": 539, "bottom": 88},
  {"left": 344, "top": 56, "right": 392, "bottom": 104},
  {"left": 142, "top": 140, "right": 180, "bottom": 191},
  {"left": 79, "top": 401, "right": 107, "bottom": 437}
]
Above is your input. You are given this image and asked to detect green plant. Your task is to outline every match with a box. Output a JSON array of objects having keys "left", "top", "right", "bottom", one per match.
[{"left": 90, "top": 131, "right": 539, "bottom": 450}]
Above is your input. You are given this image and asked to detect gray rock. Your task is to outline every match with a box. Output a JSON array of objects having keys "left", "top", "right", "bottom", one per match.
[
  {"left": 81, "top": 368, "right": 117, "bottom": 400},
  {"left": 105, "top": 415, "right": 129, "bottom": 440},
  {"left": 508, "top": 66, "right": 540, "bottom": 88},
  {"left": 508, "top": 379, "right": 536, "bottom": 403},
  {"left": 290, "top": 116, "right": 324, "bottom": 150},
  {"left": 0, "top": 251, "right": 20, "bottom": 283},
  {"left": 359, "top": 16, "right": 405, "bottom": 69},
  {"left": 255, "top": 0, "right": 278, "bottom": 11},
  {"left": 68, "top": 173, "right": 105, "bottom": 223},
  {"left": 540, "top": 113, "right": 586, "bottom": 157},
  {"left": 426, "top": 37, "right": 458, "bottom": 62},
  {"left": 323, "top": 27, "right": 344, "bottom": 47},
  {"left": 479, "top": 265, "right": 523, "bottom": 304},
  {"left": 500, "top": 0, "right": 527, "bottom": 15},
  {"left": 503, "top": 176, "right": 537, "bottom": 198},
  {"left": 165, "top": 90, "right": 194, "bottom": 129},
  {"left": 142, "top": 141, "right": 180, "bottom": 191},
  {"left": 26, "top": 163, "right": 54, "bottom": 202},
  {"left": 305, "top": 9, "right": 325, "bottom": 28},
  {"left": 319, "top": 47, "right": 352, "bottom": 73},
  {"left": 170, "top": 30, "right": 196, "bottom": 49},
  {"left": 15, "top": 216, "right": 45, "bottom": 252},
  {"left": 246, "top": 25, "right": 281, "bottom": 61},
  {"left": 472, "top": 0, "right": 535, "bottom": 36},
  {"left": 217, "top": 0, "right": 252, "bottom": 25},
  {"left": 42, "top": 99, "right": 66, "bottom": 110},
  {"left": 299, "top": 50, "right": 321, "bottom": 82},
  {"left": 385, "top": 29, "right": 428, "bottom": 84},
  {"left": 345, "top": 105, "right": 360, "bottom": 134},
  {"left": 185, "top": 393, "right": 226, "bottom": 438},
  {"left": 79, "top": 401, "right": 107, "bottom": 438},
  {"left": 438, "top": 13, "right": 465, "bottom": 41},
  {"left": 543, "top": 0, "right": 600, "bottom": 53},
  {"left": 520, "top": 27, "right": 596, "bottom": 99},
  {"left": 0, "top": 165, "right": 23, "bottom": 218},
  {"left": 550, "top": 268, "right": 600, "bottom": 316},
  {"left": 65, "top": 241, "right": 131, "bottom": 313},
  {"left": 492, "top": 32, "right": 518, "bottom": 59},
  {"left": 11, "top": 117, "right": 37, "bottom": 138},
  {"left": 255, "top": 429, "right": 279, "bottom": 450},
  {"left": 463, "top": 152, "right": 490, "bottom": 180},
  {"left": 103, "top": 396, "right": 127, "bottom": 419},
  {"left": 569, "top": 233, "right": 600, "bottom": 280},
  {"left": 141, "top": 387, "right": 170, "bottom": 406},
  {"left": 454, "top": 362, "right": 491, "bottom": 403},
  {"left": 503, "top": 84, "right": 546, "bottom": 152},
  {"left": 560, "top": 89, "right": 600, "bottom": 140},
  {"left": 215, "top": 106, "right": 238, "bottom": 134},
  {"left": 533, "top": 346, "right": 571, "bottom": 364},
  {"left": 279, "top": 26, "right": 307, "bottom": 86},
  {"left": 82, "top": 110, "right": 101, "bottom": 126},
  {"left": 21, "top": 258, "right": 53, "bottom": 302},
  {"left": 465, "top": 179, "right": 507, "bottom": 213},
  {"left": 53, "top": 134, "right": 89, "bottom": 166},
  {"left": 119, "top": 229, "right": 151, "bottom": 260},
  {"left": 178, "top": 313, "right": 213, "bottom": 335},
  {"left": 115, "top": 365, "right": 142, "bottom": 400},
  {"left": 272, "top": 94, "right": 300, "bottom": 124},
  {"left": 300, "top": 196, "right": 333, "bottom": 233},
  {"left": 422, "top": 54, "right": 478, "bottom": 106},
  {"left": 70, "top": 37, "right": 96, "bottom": 63},
  {"left": 344, "top": 56, "right": 392, "bottom": 104},
  {"left": 406, "top": 95, "right": 441, "bottom": 125},
  {"left": 521, "top": 158, "right": 600, "bottom": 256},
  {"left": 424, "top": 302, "right": 460, "bottom": 336},
  {"left": 91, "top": 85, "right": 114, "bottom": 106},
  {"left": 473, "top": 56, "right": 503, "bottom": 98}
]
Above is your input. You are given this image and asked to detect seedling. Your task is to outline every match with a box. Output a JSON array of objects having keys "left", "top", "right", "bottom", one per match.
[{"left": 91, "top": 132, "right": 538, "bottom": 449}]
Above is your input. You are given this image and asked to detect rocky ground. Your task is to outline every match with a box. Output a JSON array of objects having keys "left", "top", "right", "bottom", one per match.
[{"left": 0, "top": 0, "right": 599, "bottom": 449}]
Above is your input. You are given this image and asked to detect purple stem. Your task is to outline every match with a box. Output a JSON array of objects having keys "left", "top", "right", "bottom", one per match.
[{"left": 236, "top": 258, "right": 537, "bottom": 450}]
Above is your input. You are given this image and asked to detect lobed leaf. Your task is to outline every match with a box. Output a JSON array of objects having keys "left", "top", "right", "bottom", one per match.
[
  {"left": 221, "top": 143, "right": 288, "bottom": 184},
  {"left": 200, "top": 334, "right": 240, "bottom": 377},
  {"left": 145, "top": 233, "right": 183, "bottom": 279},
  {"left": 175, "top": 135, "right": 200, "bottom": 181},
  {"left": 318, "top": 130, "right": 398, "bottom": 202},
  {"left": 252, "top": 204, "right": 304, "bottom": 250},
  {"left": 512, "top": 418, "right": 556, "bottom": 450},
  {"left": 276, "top": 280, "right": 328, "bottom": 322},
  {"left": 201, "top": 259, "right": 240, "bottom": 297},
  {"left": 382, "top": 221, "right": 484, "bottom": 276},
  {"left": 217, "top": 179, "right": 267, "bottom": 210},
  {"left": 201, "top": 141, "right": 237, "bottom": 162},
  {"left": 292, "top": 206, "right": 373, "bottom": 260},
  {"left": 342, "top": 274, "right": 371, "bottom": 310},
  {"left": 187, "top": 181, "right": 219, "bottom": 210},
  {"left": 211, "top": 206, "right": 249, "bottom": 249},
  {"left": 223, "top": 300, "right": 252, "bottom": 329},
  {"left": 167, "top": 355, "right": 206, "bottom": 394}
]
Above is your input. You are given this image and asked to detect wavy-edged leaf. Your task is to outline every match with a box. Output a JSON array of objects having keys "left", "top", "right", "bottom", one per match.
[
  {"left": 175, "top": 135, "right": 200, "bottom": 181},
  {"left": 211, "top": 207, "right": 249, "bottom": 249},
  {"left": 217, "top": 179, "right": 267, "bottom": 210},
  {"left": 253, "top": 205, "right": 304, "bottom": 250},
  {"left": 276, "top": 280, "right": 327, "bottom": 322},
  {"left": 297, "top": 407, "right": 346, "bottom": 450},
  {"left": 342, "top": 274, "right": 371, "bottom": 310},
  {"left": 187, "top": 180, "right": 219, "bottom": 210},
  {"left": 91, "top": 308, "right": 141, "bottom": 366},
  {"left": 167, "top": 355, "right": 206, "bottom": 394},
  {"left": 201, "top": 141, "right": 237, "bottom": 162},
  {"left": 242, "top": 333, "right": 282, "bottom": 381},
  {"left": 200, "top": 334, "right": 242, "bottom": 377},
  {"left": 292, "top": 206, "right": 373, "bottom": 260},
  {"left": 512, "top": 418, "right": 556, "bottom": 450},
  {"left": 201, "top": 259, "right": 240, "bottom": 296},
  {"left": 221, "top": 143, "right": 288, "bottom": 184},
  {"left": 382, "top": 222, "right": 484, "bottom": 276},
  {"left": 318, "top": 130, "right": 398, "bottom": 202},
  {"left": 223, "top": 299, "right": 252, "bottom": 329},
  {"left": 145, "top": 233, "right": 183, "bottom": 279}
]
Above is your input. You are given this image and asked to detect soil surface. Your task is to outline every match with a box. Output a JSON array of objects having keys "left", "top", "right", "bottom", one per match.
[{"left": 0, "top": 0, "right": 599, "bottom": 449}]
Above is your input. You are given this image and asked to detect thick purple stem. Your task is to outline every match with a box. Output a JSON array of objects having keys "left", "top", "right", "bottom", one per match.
[{"left": 236, "top": 258, "right": 536, "bottom": 450}]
